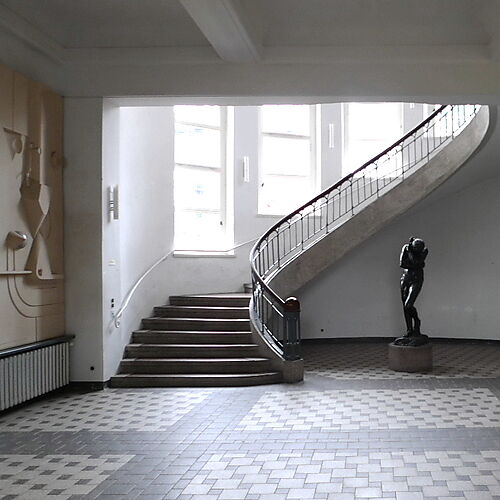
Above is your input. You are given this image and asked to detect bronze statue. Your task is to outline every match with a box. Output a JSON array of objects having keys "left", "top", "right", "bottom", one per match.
[{"left": 394, "top": 237, "right": 429, "bottom": 346}]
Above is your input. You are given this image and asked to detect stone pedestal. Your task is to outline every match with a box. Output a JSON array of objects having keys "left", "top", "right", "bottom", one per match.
[{"left": 388, "top": 342, "right": 433, "bottom": 373}]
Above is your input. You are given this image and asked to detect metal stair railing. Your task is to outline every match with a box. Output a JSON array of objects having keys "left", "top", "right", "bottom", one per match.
[{"left": 249, "top": 104, "right": 481, "bottom": 360}]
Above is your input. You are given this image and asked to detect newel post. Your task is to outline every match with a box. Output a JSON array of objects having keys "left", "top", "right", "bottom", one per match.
[{"left": 283, "top": 297, "right": 301, "bottom": 361}]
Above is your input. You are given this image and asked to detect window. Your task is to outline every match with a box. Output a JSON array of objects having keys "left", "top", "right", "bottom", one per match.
[
  {"left": 174, "top": 105, "right": 231, "bottom": 251},
  {"left": 343, "top": 103, "right": 403, "bottom": 177},
  {"left": 258, "top": 105, "right": 318, "bottom": 215}
]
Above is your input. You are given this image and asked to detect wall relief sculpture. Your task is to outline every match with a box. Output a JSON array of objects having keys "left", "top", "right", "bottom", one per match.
[{"left": 0, "top": 64, "right": 64, "bottom": 350}]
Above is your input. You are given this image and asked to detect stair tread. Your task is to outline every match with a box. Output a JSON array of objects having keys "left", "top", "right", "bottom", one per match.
[
  {"left": 134, "top": 330, "right": 252, "bottom": 334},
  {"left": 123, "top": 357, "right": 270, "bottom": 362},
  {"left": 127, "top": 343, "right": 259, "bottom": 348},
  {"left": 171, "top": 293, "right": 250, "bottom": 299},
  {"left": 146, "top": 317, "right": 249, "bottom": 321},
  {"left": 158, "top": 306, "right": 249, "bottom": 310},
  {"left": 112, "top": 372, "right": 279, "bottom": 378}
]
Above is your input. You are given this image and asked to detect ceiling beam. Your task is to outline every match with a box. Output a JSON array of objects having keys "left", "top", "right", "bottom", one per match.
[{"left": 179, "top": 0, "right": 262, "bottom": 62}]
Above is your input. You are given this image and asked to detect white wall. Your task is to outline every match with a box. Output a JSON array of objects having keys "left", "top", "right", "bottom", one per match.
[
  {"left": 64, "top": 98, "right": 104, "bottom": 382},
  {"left": 101, "top": 101, "right": 123, "bottom": 381},
  {"left": 299, "top": 107, "right": 500, "bottom": 340},
  {"left": 103, "top": 107, "right": 175, "bottom": 380}
]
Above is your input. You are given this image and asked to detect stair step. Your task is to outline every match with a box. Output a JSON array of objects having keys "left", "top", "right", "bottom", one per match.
[
  {"left": 132, "top": 330, "right": 253, "bottom": 344},
  {"left": 125, "top": 343, "right": 261, "bottom": 358},
  {"left": 109, "top": 372, "right": 282, "bottom": 388},
  {"left": 170, "top": 294, "right": 251, "bottom": 307},
  {"left": 142, "top": 317, "right": 250, "bottom": 331},
  {"left": 154, "top": 306, "right": 249, "bottom": 319},
  {"left": 119, "top": 357, "right": 273, "bottom": 374}
]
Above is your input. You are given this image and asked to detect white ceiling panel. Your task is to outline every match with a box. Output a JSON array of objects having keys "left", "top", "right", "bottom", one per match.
[
  {"left": 0, "top": 0, "right": 210, "bottom": 48},
  {"left": 246, "top": 0, "right": 489, "bottom": 47}
]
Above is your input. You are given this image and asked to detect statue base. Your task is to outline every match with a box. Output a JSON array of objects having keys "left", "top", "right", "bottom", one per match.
[
  {"left": 388, "top": 342, "right": 433, "bottom": 373},
  {"left": 393, "top": 333, "right": 429, "bottom": 346}
]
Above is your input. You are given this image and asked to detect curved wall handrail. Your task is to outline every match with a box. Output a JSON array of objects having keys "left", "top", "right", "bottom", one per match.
[
  {"left": 250, "top": 104, "right": 482, "bottom": 360},
  {"left": 109, "top": 236, "right": 260, "bottom": 331}
]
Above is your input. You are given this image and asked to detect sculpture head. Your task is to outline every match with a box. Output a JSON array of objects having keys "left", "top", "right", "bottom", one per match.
[{"left": 409, "top": 237, "right": 425, "bottom": 253}]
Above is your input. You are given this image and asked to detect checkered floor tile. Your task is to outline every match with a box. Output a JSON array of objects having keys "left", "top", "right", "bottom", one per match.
[
  {"left": 167, "top": 449, "right": 500, "bottom": 499},
  {"left": 0, "top": 389, "right": 211, "bottom": 432},
  {"left": 303, "top": 342, "right": 500, "bottom": 379},
  {"left": 1, "top": 341, "right": 500, "bottom": 499},
  {"left": 0, "top": 454, "right": 132, "bottom": 499},
  {"left": 237, "top": 388, "right": 500, "bottom": 431}
]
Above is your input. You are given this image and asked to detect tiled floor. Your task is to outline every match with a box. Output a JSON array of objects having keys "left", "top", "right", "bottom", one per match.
[{"left": 1, "top": 341, "right": 500, "bottom": 499}]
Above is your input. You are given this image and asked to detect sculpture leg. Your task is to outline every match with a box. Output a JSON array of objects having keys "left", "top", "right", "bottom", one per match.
[
  {"left": 400, "top": 281, "right": 412, "bottom": 335},
  {"left": 404, "top": 282, "right": 422, "bottom": 335}
]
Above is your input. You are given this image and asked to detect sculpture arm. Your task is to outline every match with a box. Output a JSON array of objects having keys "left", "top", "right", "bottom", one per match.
[{"left": 399, "top": 245, "right": 410, "bottom": 268}]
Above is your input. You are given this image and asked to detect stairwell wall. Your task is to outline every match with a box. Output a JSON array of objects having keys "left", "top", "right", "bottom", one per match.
[{"left": 64, "top": 97, "right": 105, "bottom": 382}]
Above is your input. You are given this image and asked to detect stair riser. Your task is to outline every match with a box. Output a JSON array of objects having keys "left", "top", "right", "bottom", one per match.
[
  {"left": 142, "top": 319, "right": 250, "bottom": 331},
  {"left": 119, "top": 360, "right": 273, "bottom": 374},
  {"left": 154, "top": 307, "right": 249, "bottom": 319},
  {"left": 170, "top": 297, "right": 250, "bottom": 307},
  {"left": 126, "top": 346, "right": 261, "bottom": 358},
  {"left": 109, "top": 374, "right": 281, "bottom": 388},
  {"left": 132, "top": 332, "right": 253, "bottom": 344}
]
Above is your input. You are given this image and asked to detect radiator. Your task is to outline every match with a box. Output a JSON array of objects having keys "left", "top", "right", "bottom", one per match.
[{"left": 0, "top": 338, "right": 71, "bottom": 411}]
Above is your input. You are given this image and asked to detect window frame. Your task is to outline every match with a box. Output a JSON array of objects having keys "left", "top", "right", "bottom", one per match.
[
  {"left": 257, "top": 104, "right": 319, "bottom": 216},
  {"left": 173, "top": 106, "right": 230, "bottom": 251}
]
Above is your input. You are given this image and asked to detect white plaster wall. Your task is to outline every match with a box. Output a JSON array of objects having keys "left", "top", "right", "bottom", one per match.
[
  {"left": 101, "top": 101, "right": 123, "bottom": 381},
  {"left": 64, "top": 97, "right": 104, "bottom": 382},
  {"left": 299, "top": 107, "right": 500, "bottom": 340},
  {"left": 103, "top": 107, "right": 174, "bottom": 380}
]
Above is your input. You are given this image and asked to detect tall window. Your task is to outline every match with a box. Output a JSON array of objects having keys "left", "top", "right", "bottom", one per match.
[
  {"left": 259, "top": 105, "right": 318, "bottom": 215},
  {"left": 174, "top": 106, "right": 229, "bottom": 251},
  {"left": 343, "top": 103, "right": 403, "bottom": 176}
]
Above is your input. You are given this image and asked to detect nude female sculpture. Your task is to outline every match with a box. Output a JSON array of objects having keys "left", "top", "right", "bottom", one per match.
[{"left": 394, "top": 237, "right": 430, "bottom": 346}]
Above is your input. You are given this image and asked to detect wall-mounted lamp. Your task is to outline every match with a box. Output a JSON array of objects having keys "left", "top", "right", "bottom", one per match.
[
  {"left": 108, "top": 186, "right": 119, "bottom": 220},
  {"left": 328, "top": 124, "right": 335, "bottom": 149},
  {"left": 242, "top": 156, "right": 250, "bottom": 183}
]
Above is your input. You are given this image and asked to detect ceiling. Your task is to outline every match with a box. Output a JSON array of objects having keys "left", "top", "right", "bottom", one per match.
[
  {"left": 0, "top": 0, "right": 492, "bottom": 52},
  {"left": 1, "top": 0, "right": 500, "bottom": 100}
]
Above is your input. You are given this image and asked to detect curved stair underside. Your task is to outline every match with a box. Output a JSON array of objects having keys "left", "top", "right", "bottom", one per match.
[{"left": 270, "top": 106, "right": 490, "bottom": 298}]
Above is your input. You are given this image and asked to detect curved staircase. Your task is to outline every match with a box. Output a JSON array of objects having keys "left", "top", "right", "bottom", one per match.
[
  {"left": 250, "top": 105, "right": 490, "bottom": 377},
  {"left": 110, "top": 293, "right": 282, "bottom": 387}
]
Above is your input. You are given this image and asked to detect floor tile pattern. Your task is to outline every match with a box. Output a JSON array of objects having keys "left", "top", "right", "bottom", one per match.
[
  {"left": 237, "top": 388, "right": 500, "bottom": 431},
  {"left": 303, "top": 342, "right": 500, "bottom": 379},
  {"left": 0, "top": 454, "right": 132, "bottom": 499},
  {"left": 0, "top": 341, "right": 500, "bottom": 499},
  {"left": 170, "top": 449, "right": 500, "bottom": 500},
  {"left": 0, "top": 390, "right": 211, "bottom": 432}
]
